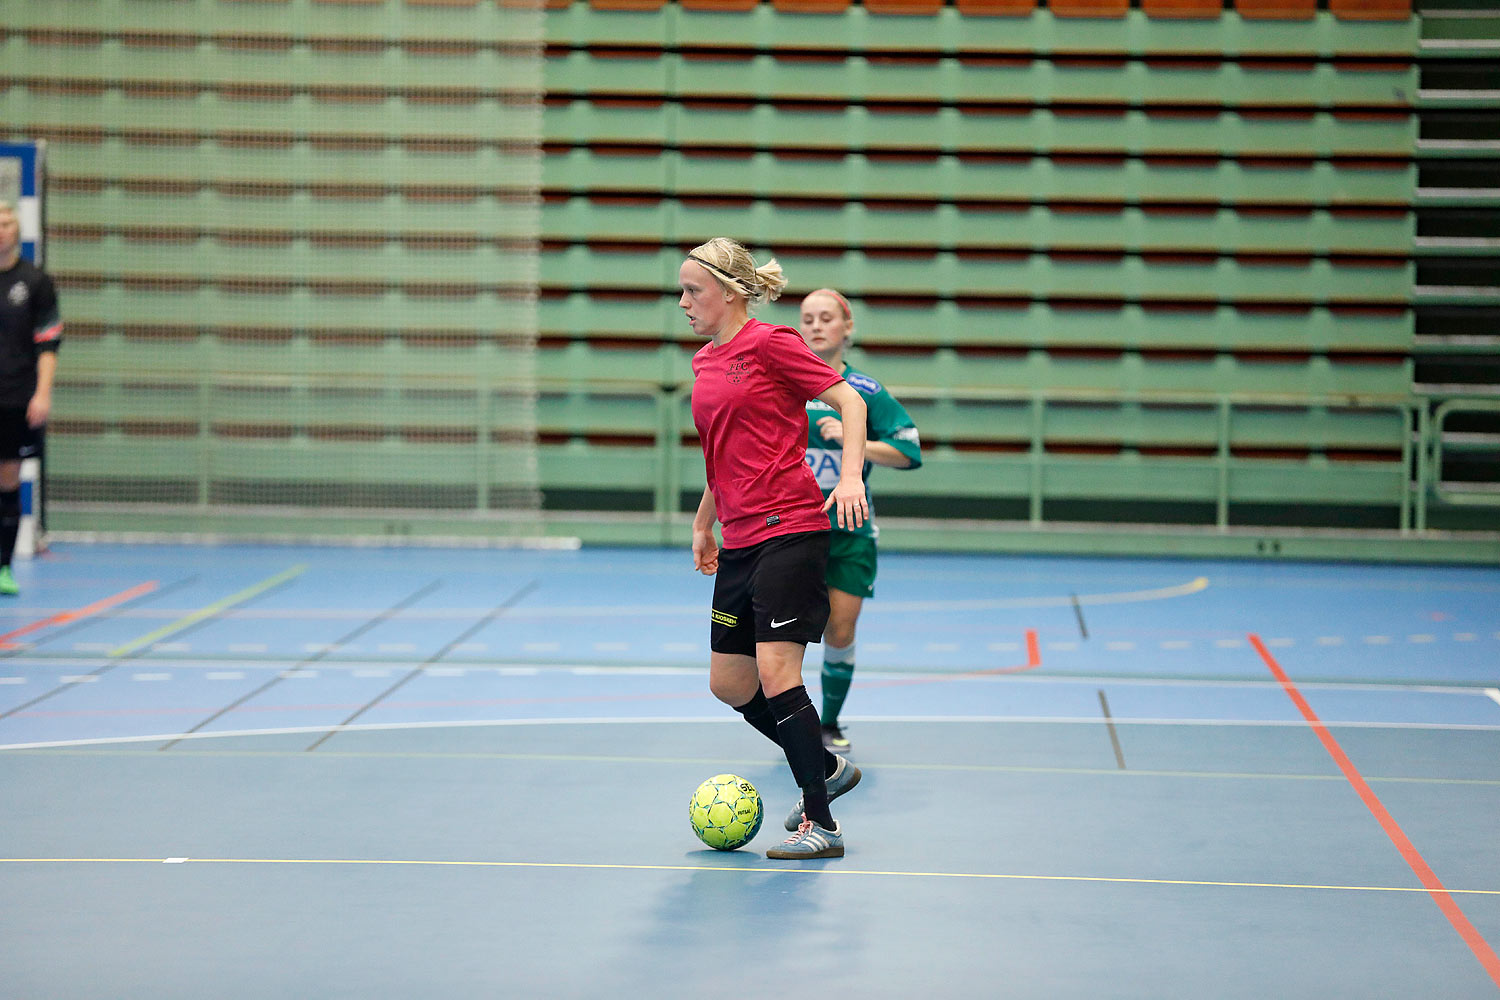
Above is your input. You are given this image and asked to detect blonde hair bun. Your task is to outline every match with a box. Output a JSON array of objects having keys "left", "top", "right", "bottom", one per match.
[{"left": 688, "top": 237, "right": 787, "bottom": 309}]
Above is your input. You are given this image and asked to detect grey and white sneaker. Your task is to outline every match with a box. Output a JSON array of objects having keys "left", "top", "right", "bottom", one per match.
[
  {"left": 766, "top": 818, "right": 844, "bottom": 859},
  {"left": 784, "top": 753, "right": 862, "bottom": 831}
]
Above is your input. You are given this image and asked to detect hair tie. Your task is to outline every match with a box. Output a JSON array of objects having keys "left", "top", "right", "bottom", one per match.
[
  {"left": 809, "top": 288, "right": 853, "bottom": 320},
  {"left": 687, "top": 253, "right": 750, "bottom": 294}
]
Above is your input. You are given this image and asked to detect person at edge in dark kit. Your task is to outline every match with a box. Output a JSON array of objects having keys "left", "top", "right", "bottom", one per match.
[
  {"left": 0, "top": 200, "right": 60, "bottom": 596},
  {"left": 682, "top": 237, "right": 868, "bottom": 860},
  {"left": 798, "top": 288, "right": 922, "bottom": 757}
]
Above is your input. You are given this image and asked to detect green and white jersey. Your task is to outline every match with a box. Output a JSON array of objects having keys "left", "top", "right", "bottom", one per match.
[{"left": 804, "top": 363, "right": 922, "bottom": 539}]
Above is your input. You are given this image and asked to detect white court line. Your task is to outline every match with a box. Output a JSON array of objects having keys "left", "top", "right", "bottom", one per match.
[
  {"left": 9, "top": 624, "right": 1493, "bottom": 671},
  {"left": 1486, "top": 689, "right": 1500, "bottom": 710},
  {"left": 1000, "top": 674, "right": 1500, "bottom": 697},
  {"left": 43, "top": 576, "right": 1212, "bottom": 622},
  {"left": 4, "top": 713, "right": 1500, "bottom": 753},
  {"left": 0, "top": 657, "right": 480, "bottom": 671},
  {"left": 571, "top": 666, "right": 698, "bottom": 676},
  {"left": 4, "top": 659, "right": 1492, "bottom": 697}
]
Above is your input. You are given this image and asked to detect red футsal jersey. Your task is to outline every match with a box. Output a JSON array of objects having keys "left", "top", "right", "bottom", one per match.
[{"left": 691, "top": 319, "right": 843, "bottom": 549}]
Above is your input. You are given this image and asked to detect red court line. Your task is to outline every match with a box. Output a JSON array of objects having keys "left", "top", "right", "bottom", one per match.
[
  {"left": 971, "top": 627, "right": 1042, "bottom": 676},
  {"left": 0, "top": 581, "right": 159, "bottom": 650},
  {"left": 1249, "top": 633, "right": 1500, "bottom": 991}
]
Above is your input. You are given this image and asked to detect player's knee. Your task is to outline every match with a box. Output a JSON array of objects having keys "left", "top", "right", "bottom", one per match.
[
  {"left": 709, "top": 673, "right": 752, "bottom": 707},
  {"left": 823, "top": 620, "right": 856, "bottom": 649}
]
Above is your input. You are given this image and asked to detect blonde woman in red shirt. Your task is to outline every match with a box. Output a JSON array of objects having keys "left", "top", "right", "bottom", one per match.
[{"left": 683, "top": 237, "right": 868, "bottom": 859}]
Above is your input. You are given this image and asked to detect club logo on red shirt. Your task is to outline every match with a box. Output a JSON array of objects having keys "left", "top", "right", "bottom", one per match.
[{"left": 726, "top": 359, "right": 750, "bottom": 384}]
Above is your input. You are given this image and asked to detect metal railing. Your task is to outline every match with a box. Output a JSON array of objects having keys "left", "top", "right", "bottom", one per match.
[{"left": 54, "top": 368, "right": 1500, "bottom": 534}]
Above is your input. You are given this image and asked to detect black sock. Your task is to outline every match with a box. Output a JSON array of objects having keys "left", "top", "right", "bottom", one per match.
[
  {"left": 0, "top": 489, "right": 18, "bottom": 568},
  {"left": 736, "top": 685, "right": 840, "bottom": 779},
  {"left": 733, "top": 686, "right": 782, "bottom": 748},
  {"left": 767, "top": 685, "right": 833, "bottom": 828}
]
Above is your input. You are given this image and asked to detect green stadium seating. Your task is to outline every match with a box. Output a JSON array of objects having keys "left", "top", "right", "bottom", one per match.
[{"left": 19, "top": 1, "right": 1436, "bottom": 538}]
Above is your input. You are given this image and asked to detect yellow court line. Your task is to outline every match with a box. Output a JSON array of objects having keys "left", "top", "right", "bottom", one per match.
[
  {"left": 1076, "top": 576, "right": 1211, "bottom": 606},
  {"left": 4, "top": 857, "right": 1497, "bottom": 896},
  {"left": 107, "top": 565, "right": 309, "bottom": 659},
  {"left": 880, "top": 576, "right": 1210, "bottom": 613}
]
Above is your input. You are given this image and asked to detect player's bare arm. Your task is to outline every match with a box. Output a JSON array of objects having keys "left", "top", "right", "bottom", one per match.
[
  {"left": 28, "top": 351, "right": 55, "bottom": 429},
  {"left": 691, "top": 486, "right": 719, "bottom": 575},
  {"left": 815, "top": 382, "right": 867, "bottom": 529},
  {"left": 814, "top": 416, "right": 912, "bottom": 469}
]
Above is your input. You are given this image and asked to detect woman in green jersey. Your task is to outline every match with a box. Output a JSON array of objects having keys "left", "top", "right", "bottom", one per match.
[{"left": 799, "top": 288, "right": 922, "bottom": 754}]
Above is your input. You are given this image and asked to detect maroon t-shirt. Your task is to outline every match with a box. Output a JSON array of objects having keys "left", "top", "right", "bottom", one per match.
[{"left": 691, "top": 319, "right": 843, "bottom": 549}]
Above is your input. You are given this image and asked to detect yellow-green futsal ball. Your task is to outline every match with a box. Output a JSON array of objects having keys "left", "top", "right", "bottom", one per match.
[{"left": 689, "top": 773, "right": 764, "bottom": 851}]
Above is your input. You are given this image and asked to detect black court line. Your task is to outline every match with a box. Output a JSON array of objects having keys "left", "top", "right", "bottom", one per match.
[
  {"left": 1098, "top": 689, "right": 1127, "bottom": 769},
  {"left": 0, "top": 575, "right": 202, "bottom": 659},
  {"left": 0, "top": 577, "right": 207, "bottom": 721},
  {"left": 158, "top": 580, "right": 444, "bottom": 751},
  {"left": 304, "top": 579, "right": 540, "bottom": 752},
  {"left": 1070, "top": 592, "right": 1089, "bottom": 640}
]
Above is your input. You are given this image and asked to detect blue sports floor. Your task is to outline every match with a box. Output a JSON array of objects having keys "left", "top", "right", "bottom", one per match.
[{"left": 1, "top": 543, "right": 1497, "bottom": 998}]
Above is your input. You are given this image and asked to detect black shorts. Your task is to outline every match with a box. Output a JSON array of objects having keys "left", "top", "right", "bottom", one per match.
[
  {"left": 710, "top": 530, "right": 831, "bottom": 656},
  {"left": 0, "top": 408, "right": 41, "bottom": 462}
]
